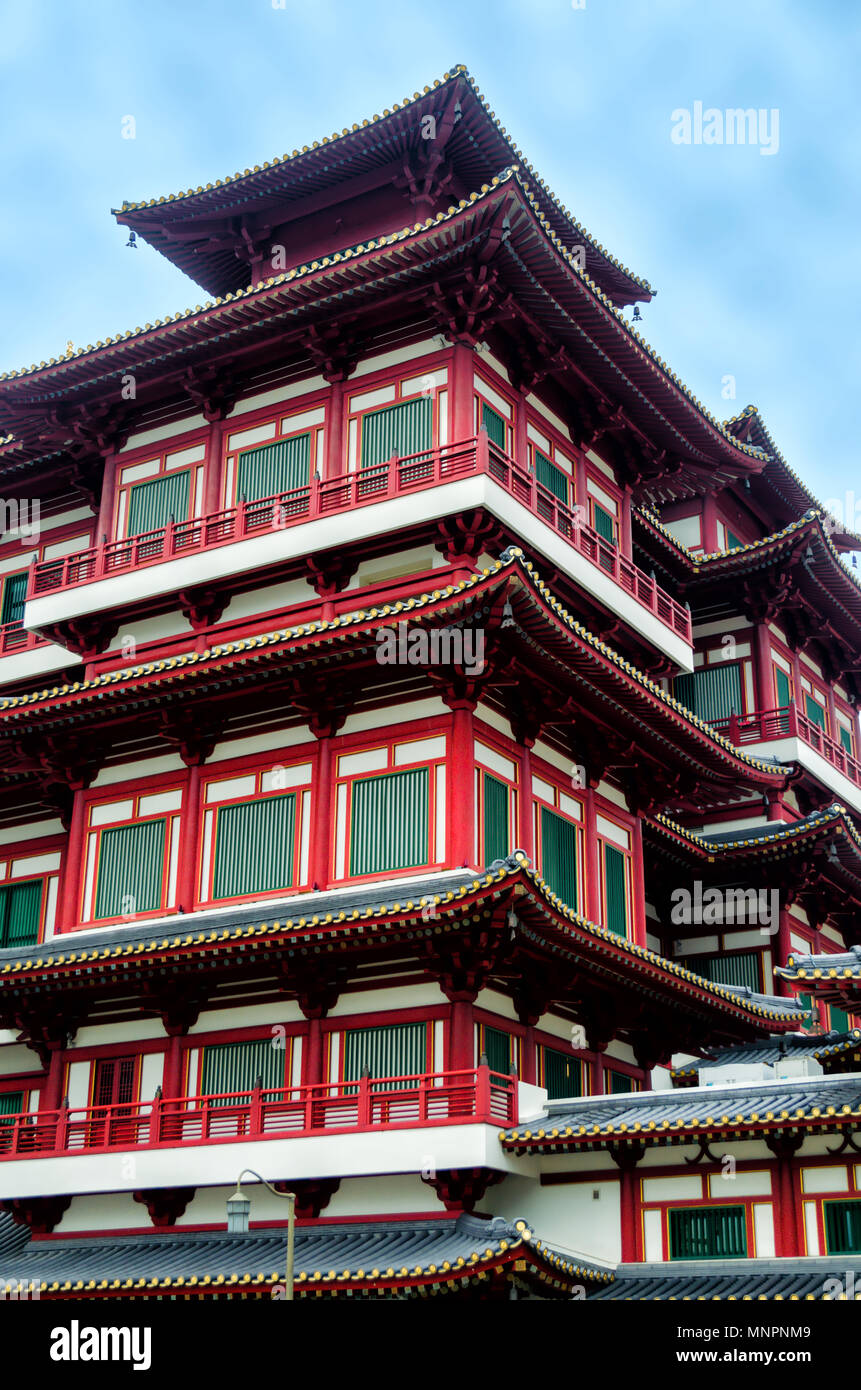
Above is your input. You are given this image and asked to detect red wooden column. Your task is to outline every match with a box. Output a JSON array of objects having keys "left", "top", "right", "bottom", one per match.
[
  {"left": 702, "top": 495, "right": 718, "bottom": 553},
  {"left": 451, "top": 342, "right": 474, "bottom": 443},
  {"left": 162, "top": 1036, "right": 184, "bottom": 1100},
  {"left": 514, "top": 387, "right": 529, "bottom": 469},
  {"left": 574, "top": 450, "right": 588, "bottom": 523},
  {"left": 95, "top": 453, "right": 119, "bottom": 542},
  {"left": 775, "top": 908, "right": 793, "bottom": 993},
  {"left": 613, "top": 1146, "right": 645, "bottom": 1262},
  {"left": 203, "top": 420, "right": 225, "bottom": 515},
  {"left": 177, "top": 765, "right": 202, "bottom": 912},
  {"left": 325, "top": 379, "right": 345, "bottom": 482},
  {"left": 310, "top": 733, "right": 334, "bottom": 890},
  {"left": 769, "top": 1137, "right": 803, "bottom": 1256},
  {"left": 39, "top": 1047, "right": 66, "bottom": 1113},
  {"left": 517, "top": 738, "right": 535, "bottom": 861},
  {"left": 584, "top": 786, "right": 602, "bottom": 924},
  {"left": 302, "top": 1019, "right": 324, "bottom": 1088},
  {"left": 753, "top": 623, "right": 773, "bottom": 715},
  {"left": 447, "top": 700, "right": 476, "bottom": 868},
  {"left": 619, "top": 483, "right": 633, "bottom": 559},
  {"left": 448, "top": 999, "right": 475, "bottom": 1072},
  {"left": 630, "top": 816, "right": 646, "bottom": 947},
  {"left": 520, "top": 1025, "right": 537, "bottom": 1085},
  {"left": 60, "top": 792, "right": 87, "bottom": 931}
]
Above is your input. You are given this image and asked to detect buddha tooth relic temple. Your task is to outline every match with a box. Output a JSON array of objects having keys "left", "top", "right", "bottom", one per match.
[{"left": 0, "top": 64, "right": 859, "bottom": 1304}]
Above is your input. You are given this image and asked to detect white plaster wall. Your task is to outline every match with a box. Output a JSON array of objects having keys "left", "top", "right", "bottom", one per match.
[{"left": 494, "top": 1173, "right": 622, "bottom": 1264}]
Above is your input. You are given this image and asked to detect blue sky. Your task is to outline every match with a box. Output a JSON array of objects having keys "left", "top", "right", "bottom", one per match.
[{"left": 1, "top": 0, "right": 857, "bottom": 524}]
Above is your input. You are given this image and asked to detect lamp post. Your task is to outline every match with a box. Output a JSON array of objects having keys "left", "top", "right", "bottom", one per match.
[{"left": 226, "top": 1169, "right": 297, "bottom": 1300}]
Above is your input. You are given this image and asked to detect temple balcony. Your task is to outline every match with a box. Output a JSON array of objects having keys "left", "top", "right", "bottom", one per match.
[
  {"left": 0, "top": 1066, "right": 528, "bottom": 1197},
  {"left": 713, "top": 705, "right": 861, "bottom": 816},
  {"left": 23, "top": 435, "right": 693, "bottom": 670},
  {"left": 0, "top": 619, "right": 80, "bottom": 684}
]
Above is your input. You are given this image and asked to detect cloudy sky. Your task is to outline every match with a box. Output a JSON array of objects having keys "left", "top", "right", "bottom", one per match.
[{"left": 1, "top": 0, "right": 857, "bottom": 525}]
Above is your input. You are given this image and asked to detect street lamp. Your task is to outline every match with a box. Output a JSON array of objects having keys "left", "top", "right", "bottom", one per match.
[{"left": 226, "top": 1169, "right": 297, "bottom": 1300}]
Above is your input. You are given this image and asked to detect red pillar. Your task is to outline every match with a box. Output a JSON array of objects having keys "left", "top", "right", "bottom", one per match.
[
  {"left": 514, "top": 389, "right": 529, "bottom": 468},
  {"left": 177, "top": 765, "right": 202, "bottom": 912},
  {"left": 517, "top": 740, "right": 535, "bottom": 861},
  {"left": 754, "top": 623, "right": 773, "bottom": 713},
  {"left": 630, "top": 817, "right": 646, "bottom": 947},
  {"left": 619, "top": 484, "right": 633, "bottom": 559},
  {"left": 771, "top": 1141, "right": 803, "bottom": 1257},
  {"left": 60, "top": 791, "right": 87, "bottom": 931},
  {"left": 162, "top": 1036, "right": 184, "bottom": 1100},
  {"left": 616, "top": 1156, "right": 642, "bottom": 1262},
  {"left": 302, "top": 1019, "right": 324, "bottom": 1088},
  {"left": 702, "top": 495, "right": 718, "bottom": 553},
  {"left": 95, "top": 452, "right": 118, "bottom": 542},
  {"left": 310, "top": 735, "right": 333, "bottom": 889},
  {"left": 584, "top": 787, "right": 601, "bottom": 924},
  {"left": 448, "top": 702, "right": 475, "bottom": 868},
  {"left": 451, "top": 343, "right": 474, "bottom": 442},
  {"left": 203, "top": 421, "right": 224, "bottom": 514},
  {"left": 39, "top": 1047, "right": 66, "bottom": 1113},
  {"left": 776, "top": 908, "right": 793, "bottom": 993},
  {"left": 325, "top": 379, "right": 345, "bottom": 481},
  {"left": 448, "top": 1001, "right": 475, "bottom": 1072},
  {"left": 521, "top": 1025, "right": 536, "bottom": 1085}
]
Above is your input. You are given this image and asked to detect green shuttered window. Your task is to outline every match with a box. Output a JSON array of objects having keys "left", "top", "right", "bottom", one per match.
[
  {"left": 94, "top": 819, "right": 166, "bottom": 920},
  {"left": 201, "top": 1038, "right": 286, "bottom": 1106},
  {"left": 237, "top": 434, "right": 311, "bottom": 502},
  {"left": 213, "top": 794, "right": 296, "bottom": 900},
  {"left": 592, "top": 503, "right": 616, "bottom": 545},
  {"left": 482, "top": 1026, "right": 514, "bottom": 1075},
  {"left": 481, "top": 401, "right": 507, "bottom": 449},
  {"left": 483, "top": 773, "right": 509, "bottom": 865},
  {"left": 669, "top": 1206, "right": 747, "bottom": 1260},
  {"left": 535, "top": 451, "right": 568, "bottom": 503},
  {"left": 127, "top": 470, "right": 191, "bottom": 537},
  {"left": 603, "top": 843, "right": 628, "bottom": 937},
  {"left": 726, "top": 530, "right": 744, "bottom": 551},
  {"left": 350, "top": 768, "right": 429, "bottom": 876},
  {"left": 543, "top": 1048, "right": 581, "bottom": 1100},
  {"left": 830, "top": 1006, "right": 850, "bottom": 1033},
  {"left": 342, "top": 1022, "right": 427, "bottom": 1084},
  {"left": 839, "top": 725, "right": 854, "bottom": 756},
  {"left": 609, "top": 1071, "right": 635, "bottom": 1094},
  {"left": 360, "top": 398, "right": 432, "bottom": 470},
  {"left": 674, "top": 663, "right": 743, "bottom": 724},
  {"left": 0, "top": 572, "right": 28, "bottom": 626},
  {"left": 540, "top": 807, "right": 578, "bottom": 909},
  {"left": 680, "top": 951, "right": 762, "bottom": 992},
  {"left": 0, "top": 1092, "right": 24, "bottom": 1127},
  {"left": 0, "top": 879, "right": 42, "bottom": 947},
  {"left": 774, "top": 667, "right": 791, "bottom": 708},
  {"left": 824, "top": 1200, "right": 861, "bottom": 1254},
  {"left": 804, "top": 694, "right": 827, "bottom": 730}
]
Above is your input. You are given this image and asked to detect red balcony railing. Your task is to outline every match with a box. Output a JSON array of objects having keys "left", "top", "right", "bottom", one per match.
[
  {"left": 713, "top": 705, "right": 861, "bottom": 790},
  {"left": 0, "top": 1065, "right": 517, "bottom": 1161},
  {"left": 0, "top": 620, "right": 46, "bottom": 656},
  {"left": 27, "top": 434, "right": 692, "bottom": 643}
]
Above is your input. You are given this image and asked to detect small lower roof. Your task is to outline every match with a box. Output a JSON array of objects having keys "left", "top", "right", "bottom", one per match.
[
  {"left": 671, "top": 1029, "right": 861, "bottom": 1084},
  {"left": 590, "top": 1255, "right": 861, "bottom": 1300},
  {"left": 0, "top": 1213, "right": 612, "bottom": 1299}
]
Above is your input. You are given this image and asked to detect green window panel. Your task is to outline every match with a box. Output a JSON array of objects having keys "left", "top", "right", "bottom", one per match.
[
  {"left": 540, "top": 806, "right": 578, "bottom": 910},
  {"left": 342, "top": 1022, "right": 427, "bottom": 1085},
  {"left": 0, "top": 1091, "right": 24, "bottom": 1124},
  {"left": 482, "top": 1026, "right": 513, "bottom": 1075},
  {"left": 201, "top": 1038, "right": 286, "bottom": 1107},
  {"left": 349, "top": 767, "right": 429, "bottom": 876},
  {"left": 93, "top": 819, "right": 166, "bottom": 921},
  {"left": 726, "top": 529, "right": 744, "bottom": 551},
  {"left": 669, "top": 1206, "right": 747, "bottom": 1260},
  {"left": 483, "top": 773, "right": 510, "bottom": 865},
  {"left": 0, "top": 572, "right": 28, "bottom": 626},
  {"left": 824, "top": 1200, "right": 861, "bottom": 1254},
  {"left": 797, "top": 993, "right": 814, "bottom": 1022},
  {"left": 774, "top": 667, "right": 792, "bottom": 709},
  {"left": 839, "top": 725, "right": 854, "bottom": 756},
  {"left": 0, "top": 879, "right": 42, "bottom": 948},
  {"left": 360, "top": 397, "right": 433, "bottom": 470},
  {"left": 674, "top": 662, "right": 743, "bottom": 725},
  {"left": 609, "top": 1071, "right": 635, "bottom": 1095},
  {"left": 543, "top": 1048, "right": 581, "bottom": 1100},
  {"left": 592, "top": 503, "right": 617, "bottom": 545},
  {"left": 237, "top": 433, "right": 312, "bottom": 502},
  {"left": 535, "top": 450, "right": 568, "bottom": 504},
  {"left": 804, "top": 694, "right": 827, "bottom": 731},
  {"left": 603, "top": 843, "right": 628, "bottom": 938},
  {"left": 212, "top": 794, "right": 296, "bottom": 900},
  {"left": 830, "top": 1006, "right": 850, "bottom": 1033},
  {"left": 480, "top": 401, "right": 507, "bottom": 449},
  {"left": 127, "top": 470, "right": 191, "bottom": 537},
  {"left": 680, "top": 951, "right": 762, "bottom": 993}
]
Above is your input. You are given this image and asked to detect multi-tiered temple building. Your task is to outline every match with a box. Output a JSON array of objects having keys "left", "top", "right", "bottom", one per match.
[{"left": 0, "top": 67, "right": 859, "bottom": 1302}]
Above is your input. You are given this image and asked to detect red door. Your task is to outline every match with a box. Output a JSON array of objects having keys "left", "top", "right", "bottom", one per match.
[{"left": 91, "top": 1057, "right": 137, "bottom": 1146}]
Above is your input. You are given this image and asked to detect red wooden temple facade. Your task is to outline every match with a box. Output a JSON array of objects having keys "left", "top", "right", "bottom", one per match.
[{"left": 0, "top": 66, "right": 859, "bottom": 1301}]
